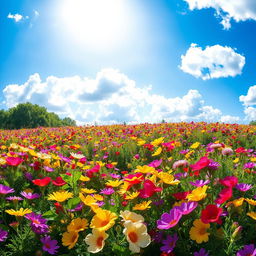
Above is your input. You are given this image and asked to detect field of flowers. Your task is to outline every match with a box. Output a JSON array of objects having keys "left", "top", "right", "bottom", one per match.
[{"left": 0, "top": 122, "right": 256, "bottom": 256}]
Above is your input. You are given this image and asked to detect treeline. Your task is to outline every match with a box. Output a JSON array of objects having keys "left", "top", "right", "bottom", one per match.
[
  {"left": 0, "top": 102, "right": 76, "bottom": 129},
  {"left": 250, "top": 120, "right": 256, "bottom": 125}
]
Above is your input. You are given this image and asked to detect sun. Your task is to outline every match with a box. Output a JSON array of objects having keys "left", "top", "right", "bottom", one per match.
[{"left": 59, "top": 0, "right": 129, "bottom": 51}]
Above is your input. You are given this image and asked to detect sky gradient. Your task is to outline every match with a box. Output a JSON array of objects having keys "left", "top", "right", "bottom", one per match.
[{"left": 1, "top": 0, "right": 256, "bottom": 124}]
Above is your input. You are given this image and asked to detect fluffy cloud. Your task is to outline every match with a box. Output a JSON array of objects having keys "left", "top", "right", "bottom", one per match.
[
  {"left": 180, "top": 44, "right": 245, "bottom": 80},
  {"left": 183, "top": 0, "right": 256, "bottom": 29},
  {"left": 244, "top": 107, "right": 256, "bottom": 121},
  {"left": 7, "top": 13, "right": 28, "bottom": 22},
  {"left": 220, "top": 115, "right": 240, "bottom": 123},
  {"left": 2, "top": 69, "right": 238, "bottom": 124},
  {"left": 239, "top": 85, "right": 256, "bottom": 106}
]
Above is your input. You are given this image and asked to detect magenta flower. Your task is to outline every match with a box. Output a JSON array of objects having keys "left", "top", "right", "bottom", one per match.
[
  {"left": 0, "top": 184, "right": 14, "bottom": 195},
  {"left": 157, "top": 208, "right": 182, "bottom": 229},
  {"left": 6, "top": 196, "right": 23, "bottom": 201},
  {"left": 109, "top": 173, "right": 121, "bottom": 179},
  {"left": 100, "top": 188, "right": 115, "bottom": 195},
  {"left": 0, "top": 229, "right": 8, "bottom": 242},
  {"left": 6, "top": 156, "right": 23, "bottom": 166},
  {"left": 194, "top": 248, "right": 209, "bottom": 256},
  {"left": 160, "top": 233, "right": 178, "bottom": 253},
  {"left": 20, "top": 191, "right": 40, "bottom": 200},
  {"left": 235, "top": 183, "right": 252, "bottom": 192},
  {"left": 25, "top": 213, "right": 49, "bottom": 234},
  {"left": 190, "top": 180, "right": 210, "bottom": 187},
  {"left": 148, "top": 159, "right": 162, "bottom": 168},
  {"left": 176, "top": 201, "right": 198, "bottom": 215},
  {"left": 44, "top": 166, "right": 54, "bottom": 172},
  {"left": 243, "top": 162, "right": 256, "bottom": 169},
  {"left": 41, "top": 236, "right": 59, "bottom": 255},
  {"left": 237, "top": 244, "right": 256, "bottom": 256},
  {"left": 172, "top": 159, "right": 188, "bottom": 169}
]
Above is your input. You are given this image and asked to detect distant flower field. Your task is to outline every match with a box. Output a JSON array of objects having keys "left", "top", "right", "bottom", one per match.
[{"left": 0, "top": 122, "right": 256, "bottom": 256}]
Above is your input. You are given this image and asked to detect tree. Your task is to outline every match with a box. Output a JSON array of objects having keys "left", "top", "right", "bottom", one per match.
[
  {"left": 0, "top": 102, "right": 76, "bottom": 129},
  {"left": 250, "top": 120, "right": 256, "bottom": 125}
]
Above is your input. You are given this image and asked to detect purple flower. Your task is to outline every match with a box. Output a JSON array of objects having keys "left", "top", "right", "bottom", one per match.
[
  {"left": 236, "top": 183, "right": 253, "bottom": 192},
  {"left": 0, "top": 229, "right": 8, "bottom": 242},
  {"left": 152, "top": 199, "right": 164, "bottom": 206},
  {"left": 151, "top": 231, "right": 164, "bottom": 243},
  {"left": 176, "top": 201, "right": 198, "bottom": 215},
  {"left": 244, "top": 162, "right": 256, "bottom": 169},
  {"left": 148, "top": 159, "right": 162, "bottom": 168},
  {"left": 20, "top": 191, "right": 41, "bottom": 200},
  {"left": 41, "top": 236, "right": 59, "bottom": 255},
  {"left": 237, "top": 244, "right": 256, "bottom": 256},
  {"left": 68, "top": 203, "right": 83, "bottom": 212},
  {"left": 157, "top": 208, "right": 182, "bottom": 230},
  {"left": 160, "top": 233, "right": 178, "bottom": 253},
  {"left": 208, "top": 161, "right": 220, "bottom": 170},
  {"left": 24, "top": 172, "right": 33, "bottom": 181},
  {"left": 190, "top": 180, "right": 210, "bottom": 187},
  {"left": 174, "top": 172, "right": 188, "bottom": 179},
  {"left": 25, "top": 213, "right": 49, "bottom": 234},
  {"left": 100, "top": 188, "right": 115, "bottom": 195},
  {"left": 179, "top": 149, "right": 190, "bottom": 155},
  {"left": 194, "top": 248, "right": 209, "bottom": 256},
  {"left": 44, "top": 166, "right": 54, "bottom": 172},
  {"left": 0, "top": 184, "right": 14, "bottom": 195},
  {"left": 109, "top": 173, "right": 121, "bottom": 179},
  {"left": 6, "top": 196, "right": 23, "bottom": 201}
]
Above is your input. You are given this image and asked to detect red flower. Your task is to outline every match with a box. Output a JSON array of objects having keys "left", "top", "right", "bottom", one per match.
[
  {"left": 219, "top": 176, "right": 238, "bottom": 188},
  {"left": 172, "top": 191, "right": 191, "bottom": 200},
  {"left": 86, "top": 164, "right": 100, "bottom": 178},
  {"left": 139, "top": 180, "right": 162, "bottom": 198},
  {"left": 6, "top": 157, "right": 23, "bottom": 166},
  {"left": 215, "top": 187, "right": 233, "bottom": 204},
  {"left": 32, "top": 177, "right": 51, "bottom": 187},
  {"left": 54, "top": 202, "right": 64, "bottom": 214},
  {"left": 52, "top": 176, "right": 66, "bottom": 186},
  {"left": 190, "top": 156, "right": 210, "bottom": 171},
  {"left": 201, "top": 204, "right": 223, "bottom": 224}
]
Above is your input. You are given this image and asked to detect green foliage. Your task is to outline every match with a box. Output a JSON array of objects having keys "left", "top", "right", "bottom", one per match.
[
  {"left": 249, "top": 120, "right": 256, "bottom": 125},
  {"left": 0, "top": 102, "right": 76, "bottom": 129}
]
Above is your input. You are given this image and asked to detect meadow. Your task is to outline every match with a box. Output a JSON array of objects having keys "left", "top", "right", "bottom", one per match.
[{"left": 0, "top": 122, "right": 255, "bottom": 256}]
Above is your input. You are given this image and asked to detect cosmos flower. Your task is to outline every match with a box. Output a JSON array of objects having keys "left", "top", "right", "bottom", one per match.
[
  {"left": 190, "top": 180, "right": 210, "bottom": 187},
  {"left": 138, "top": 180, "right": 162, "bottom": 198},
  {"left": 67, "top": 218, "right": 88, "bottom": 233},
  {"left": 157, "top": 208, "right": 182, "bottom": 230},
  {"left": 221, "top": 148, "right": 233, "bottom": 156},
  {"left": 32, "top": 177, "right": 51, "bottom": 187},
  {"left": 235, "top": 183, "right": 252, "bottom": 192},
  {"left": 123, "top": 221, "right": 151, "bottom": 253},
  {"left": 219, "top": 176, "right": 238, "bottom": 188},
  {"left": 52, "top": 176, "right": 66, "bottom": 186},
  {"left": 5, "top": 156, "right": 23, "bottom": 166},
  {"left": 200, "top": 204, "right": 222, "bottom": 224},
  {"left": 194, "top": 248, "right": 209, "bottom": 256},
  {"left": 20, "top": 191, "right": 40, "bottom": 200},
  {"left": 41, "top": 236, "right": 59, "bottom": 255},
  {"left": 236, "top": 244, "right": 256, "bottom": 256},
  {"left": 6, "top": 196, "right": 23, "bottom": 202},
  {"left": 120, "top": 210, "right": 144, "bottom": 223},
  {"left": 0, "top": 229, "right": 8, "bottom": 242},
  {"left": 186, "top": 186, "right": 208, "bottom": 201},
  {"left": 25, "top": 212, "right": 49, "bottom": 234},
  {"left": 62, "top": 231, "right": 79, "bottom": 249},
  {"left": 172, "top": 160, "right": 188, "bottom": 169},
  {"left": 84, "top": 229, "right": 108, "bottom": 253},
  {"left": 160, "top": 233, "right": 178, "bottom": 253},
  {"left": 176, "top": 201, "right": 198, "bottom": 215},
  {"left": 0, "top": 184, "right": 14, "bottom": 195}
]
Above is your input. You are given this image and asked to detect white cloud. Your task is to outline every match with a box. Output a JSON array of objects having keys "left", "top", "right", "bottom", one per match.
[
  {"left": 7, "top": 13, "right": 28, "bottom": 22},
  {"left": 2, "top": 69, "right": 239, "bottom": 124},
  {"left": 183, "top": 0, "right": 256, "bottom": 29},
  {"left": 220, "top": 115, "right": 240, "bottom": 123},
  {"left": 244, "top": 107, "right": 256, "bottom": 121},
  {"left": 239, "top": 85, "right": 256, "bottom": 106},
  {"left": 180, "top": 44, "right": 245, "bottom": 80}
]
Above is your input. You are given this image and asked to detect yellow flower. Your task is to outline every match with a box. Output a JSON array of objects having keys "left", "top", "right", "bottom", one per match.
[
  {"left": 93, "top": 194, "right": 104, "bottom": 201},
  {"left": 134, "top": 165, "right": 155, "bottom": 174},
  {"left": 137, "top": 139, "right": 146, "bottom": 146},
  {"left": 189, "top": 219, "right": 210, "bottom": 244},
  {"left": 81, "top": 188, "right": 97, "bottom": 194},
  {"left": 5, "top": 208, "right": 32, "bottom": 217},
  {"left": 186, "top": 186, "right": 208, "bottom": 201},
  {"left": 0, "top": 158, "right": 6, "bottom": 165},
  {"left": 125, "top": 191, "right": 140, "bottom": 200},
  {"left": 250, "top": 157, "right": 256, "bottom": 162},
  {"left": 79, "top": 193, "right": 99, "bottom": 211},
  {"left": 118, "top": 182, "right": 130, "bottom": 195},
  {"left": 90, "top": 209, "right": 117, "bottom": 232},
  {"left": 67, "top": 218, "right": 88, "bottom": 232},
  {"left": 48, "top": 191, "right": 73, "bottom": 202},
  {"left": 157, "top": 172, "right": 180, "bottom": 185},
  {"left": 190, "top": 142, "right": 201, "bottom": 149},
  {"left": 233, "top": 158, "right": 239, "bottom": 163},
  {"left": 80, "top": 175, "right": 90, "bottom": 182},
  {"left": 247, "top": 212, "right": 256, "bottom": 220},
  {"left": 133, "top": 201, "right": 152, "bottom": 211},
  {"left": 123, "top": 221, "right": 151, "bottom": 253},
  {"left": 245, "top": 198, "right": 256, "bottom": 206},
  {"left": 226, "top": 198, "right": 244, "bottom": 208},
  {"left": 84, "top": 229, "right": 108, "bottom": 253},
  {"left": 152, "top": 147, "right": 162, "bottom": 156},
  {"left": 120, "top": 210, "right": 144, "bottom": 223},
  {"left": 151, "top": 137, "right": 164, "bottom": 147},
  {"left": 105, "top": 180, "right": 123, "bottom": 188},
  {"left": 62, "top": 231, "right": 79, "bottom": 249}
]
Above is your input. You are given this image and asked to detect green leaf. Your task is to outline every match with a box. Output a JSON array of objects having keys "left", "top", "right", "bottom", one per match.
[
  {"left": 60, "top": 174, "right": 72, "bottom": 185},
  {"left": 71, "top": 170, "right": 82, "bottom": 184},
  {"left": 42, "top": 210, "right": 57, "bottom": 220},
  {"left": 67, "top": 197, "right": 81, "bottom": 209}
]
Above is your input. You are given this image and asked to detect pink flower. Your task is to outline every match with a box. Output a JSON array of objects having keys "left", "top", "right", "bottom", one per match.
[
  {"left": 219, "top": 176, "right": 238, "bottom": 188},
  {"left": 6, "top": 157, "right": 23, "bottom": 166},
  {"left": 190, "top": 157, "right": 211, "bottom": 172},
  {"left": 157, "top": 208, "right": 182, "bottom": 229},
  {"left": 139, "top": 180, "right": 162, "bottom": 198}
]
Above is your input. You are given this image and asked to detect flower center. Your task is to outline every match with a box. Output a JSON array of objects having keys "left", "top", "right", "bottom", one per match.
[
  {"left": 101, "top": 220, "right": 109, "bottom": 227},
  {"left": 45, "top": 243, "right": 51, "bottom": 249},
  {"left": 71, "top": 234, "right": 77, "bottom": 243},
  {"left": 199, "top": 228, "right": 206, "bottom": 235},
  {"left": 33, "top": 220, "right": 40, "bottom": 224},
  {"left": 96, "top": 236, "right": 104, "bottom": 247},
  {"left": 169, "top": 220, "right": 177, "bottom": 226},
  {"left": 128, "top": 231, "right": 138, "bottom": 243}
]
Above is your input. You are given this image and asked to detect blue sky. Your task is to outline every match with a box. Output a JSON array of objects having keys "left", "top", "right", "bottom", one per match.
[{"left": 1, "top": 0, "right": 256, "bottom": 124}]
